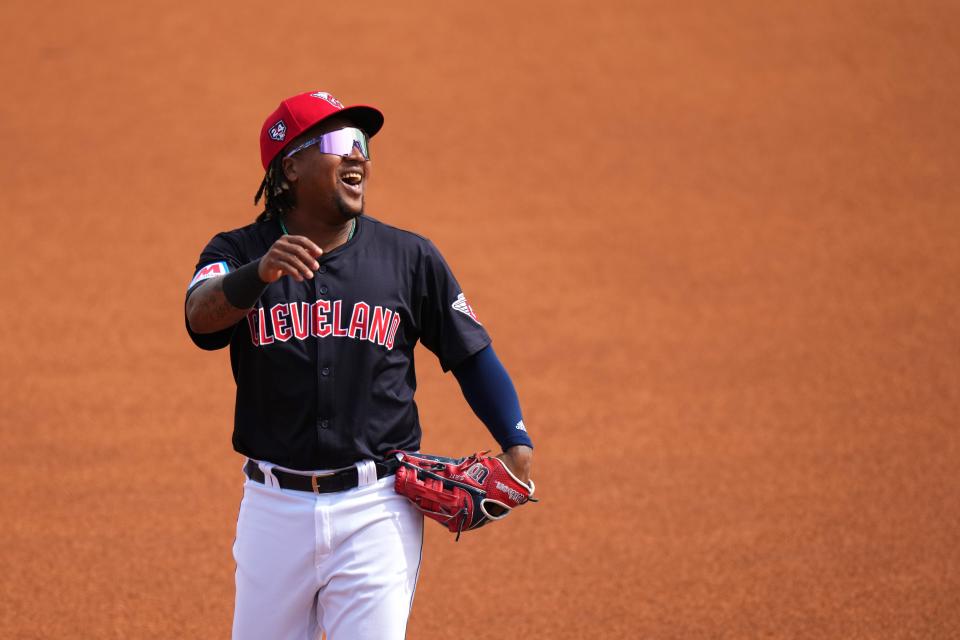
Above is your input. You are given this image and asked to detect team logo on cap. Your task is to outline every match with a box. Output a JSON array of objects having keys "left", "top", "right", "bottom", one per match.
[
  {"left": 452, "top": 293, "right": 481, "bottom": 324},
  {"left": 310, "top": 92, "right": 344, "bottom": 109},
  {"left": 268, "top": 120, "right": 287, "bottom": 141}
]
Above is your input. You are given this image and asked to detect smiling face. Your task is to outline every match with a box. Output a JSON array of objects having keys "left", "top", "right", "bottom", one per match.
[{"left": 281, "top": 115, "right": 371, "bottom": 222}]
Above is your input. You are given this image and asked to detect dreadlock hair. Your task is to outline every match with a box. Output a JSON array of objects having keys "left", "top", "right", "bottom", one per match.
[{"left": 254, "top": 154, "right": 297, "bottom": 222}]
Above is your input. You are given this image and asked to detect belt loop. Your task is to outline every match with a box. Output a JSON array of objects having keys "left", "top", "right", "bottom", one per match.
[
  {"left": 355, "top": 460, "right": 377, "bottom": 487},
  {"left": 257, "top": 461, "right": 280, "bottom": 489}
]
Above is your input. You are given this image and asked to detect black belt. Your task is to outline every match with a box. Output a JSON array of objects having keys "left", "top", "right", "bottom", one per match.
[{"left": 244, "top": 458, "right": 399, "bottom": 494}]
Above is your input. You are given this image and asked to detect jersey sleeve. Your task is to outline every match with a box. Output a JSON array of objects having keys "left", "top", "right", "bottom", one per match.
[
  {"left": 416, "top": 240, "right": 492, "bottom": 372},
  {"left": 184, "top": 232, "right": 247, "bottom": 351}
]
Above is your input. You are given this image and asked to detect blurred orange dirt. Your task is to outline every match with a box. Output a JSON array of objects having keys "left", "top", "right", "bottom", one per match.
[{"left": 1, "top": 1, "right": 958, "bottom": 638}]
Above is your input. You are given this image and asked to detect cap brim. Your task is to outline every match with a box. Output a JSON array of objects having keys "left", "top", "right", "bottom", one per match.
[{"left": 337, "top": 105, "right": 384, "bottom": 137}]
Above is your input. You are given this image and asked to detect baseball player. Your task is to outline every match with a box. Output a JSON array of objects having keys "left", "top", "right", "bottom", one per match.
[{"left": 184, "top": 90, "right": 535, "bottom": 640}]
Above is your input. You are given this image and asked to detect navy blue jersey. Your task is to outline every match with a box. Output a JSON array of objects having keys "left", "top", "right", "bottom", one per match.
[{"left": 185, "top": 215, "right": 491, "bottom": 470}]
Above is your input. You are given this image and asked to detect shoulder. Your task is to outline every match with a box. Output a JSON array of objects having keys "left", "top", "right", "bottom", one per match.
[
  {"left": 362, "top": 215, "right": 439, "bottom": 256},
  {"left": 201, "top": 218, "right": 281, "bottom": 258},
  {"left": 211, "top": 218, "right": 279, "bottom": 244}
]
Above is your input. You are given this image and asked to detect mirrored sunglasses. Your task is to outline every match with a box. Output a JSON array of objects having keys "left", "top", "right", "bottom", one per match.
[{"left": 284, "top": 127, "right": 371, "bottom": 160}]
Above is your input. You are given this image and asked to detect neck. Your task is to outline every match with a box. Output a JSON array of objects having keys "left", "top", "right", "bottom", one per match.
[{"left": 282, "top": 209, "right": 356, "bottom": 252}]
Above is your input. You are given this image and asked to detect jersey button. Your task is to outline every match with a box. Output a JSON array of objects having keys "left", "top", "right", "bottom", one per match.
[
  {"left": 321, "top": 367, "right": 330, "bottom": 377},
  {"left": 319, "top": 285, "right": 329, "bottom": 295},
  {"left": 319, "top": 418, "right": 330, "bottom": 429},
  {"left": 318, "top": 265, "right": 327, "bottom": 274}
]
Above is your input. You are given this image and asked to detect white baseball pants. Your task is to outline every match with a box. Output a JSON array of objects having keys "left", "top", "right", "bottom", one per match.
[{"left": 232, "top": 460, "right": 424, "bottom": 640}]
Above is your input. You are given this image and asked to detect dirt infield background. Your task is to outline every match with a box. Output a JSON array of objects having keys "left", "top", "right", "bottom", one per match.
[{"left": 2, "top": 1, "right": 958, "bottom": 638}]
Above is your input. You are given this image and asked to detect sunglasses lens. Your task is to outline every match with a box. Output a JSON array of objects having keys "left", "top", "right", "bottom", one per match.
[{"left": 317, "top": 128, "right": 370, "bottom": 159}]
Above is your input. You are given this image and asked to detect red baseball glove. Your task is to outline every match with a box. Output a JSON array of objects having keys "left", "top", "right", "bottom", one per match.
[{"left": 391, "top": 451, "right": 537, "bottom": 540}]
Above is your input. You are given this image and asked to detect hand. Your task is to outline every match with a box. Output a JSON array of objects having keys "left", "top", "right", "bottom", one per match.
[
  {"left": 258, "top": 235, "right": 323, "bottom": 283},
  {"left": 498, "top": 445, "right": 534, "bottom": 486}
]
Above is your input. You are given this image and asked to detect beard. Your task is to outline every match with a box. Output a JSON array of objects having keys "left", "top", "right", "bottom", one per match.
[{"left": 333, "top": 191, "right": 364, "bottom": 220}]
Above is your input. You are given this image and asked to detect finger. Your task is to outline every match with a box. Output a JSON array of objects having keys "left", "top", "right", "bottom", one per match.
[
  {"left": 262, "top": 267, "right": 283, "bottom": 283},
  {"left": 257, "top": 259, "right": 283, "bottom": 283},
  {"left": 286, "top": 252, "right": 319, "bottom": 278},
  {"left": 274, "top": 257, "right": 312, "bottom": 281},
  {"left": 263, "top": 255, "right": 302, "bottom": 281},
  {"left": 272, "top": 255, "right": 314, "bottom": 280},
  {"left": 272, "top": 260, "right": 303, "bottom": 282},
  {"left": 284, "top": 235, "right": 324, "bottom": 259},
  {"left": 278, "top": 242, "right": 321, "bottom": 271}
]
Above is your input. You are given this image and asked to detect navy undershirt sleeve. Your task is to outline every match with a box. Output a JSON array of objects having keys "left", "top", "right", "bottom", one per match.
[{"left": 451, "top": 345, "right": 534, "bottom": 451}]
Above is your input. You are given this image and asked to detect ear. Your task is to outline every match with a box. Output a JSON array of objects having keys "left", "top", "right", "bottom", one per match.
[{"left": 281, "top": 156, "right": 299, "bottom": 184}]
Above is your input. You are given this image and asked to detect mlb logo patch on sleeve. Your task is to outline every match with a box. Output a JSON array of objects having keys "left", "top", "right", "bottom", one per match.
[{"left": 188, "top": 261, "right": 230, "bottom": 289}]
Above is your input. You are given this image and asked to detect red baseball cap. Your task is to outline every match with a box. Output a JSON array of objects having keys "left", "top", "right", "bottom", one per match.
[{"left": 259, "top": 90, "right": 384, "bottom": 170}]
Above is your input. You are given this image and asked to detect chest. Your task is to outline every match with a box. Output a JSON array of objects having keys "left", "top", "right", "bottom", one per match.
[{"left": 242, "top": 255, "right": 419, "bottom": 352}]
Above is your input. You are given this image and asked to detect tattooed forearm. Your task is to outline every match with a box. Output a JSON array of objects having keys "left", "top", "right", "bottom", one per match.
[{"left": 186, "top": 277, "right": 249, "bottom": 334}]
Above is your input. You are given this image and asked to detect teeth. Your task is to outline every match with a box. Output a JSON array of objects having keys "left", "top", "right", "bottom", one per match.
[{"left": 341, "top": 172, "right": 362, "bottom": 186}]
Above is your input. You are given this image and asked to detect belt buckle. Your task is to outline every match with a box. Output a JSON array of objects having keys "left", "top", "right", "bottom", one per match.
[{"left": 310, "top": 469, "right": 338, "bottom": 493}]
